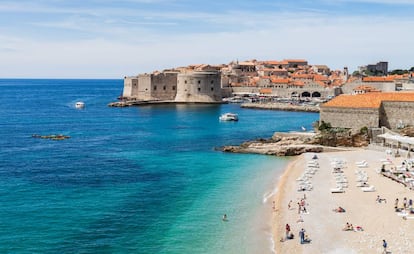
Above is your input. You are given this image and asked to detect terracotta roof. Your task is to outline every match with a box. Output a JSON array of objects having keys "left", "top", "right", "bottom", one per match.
[
  {"left": 322, "top": 92, "right": 414, "bottom": 109},
  {"left": 314, "top": 74, "right": 329, "bottom": 81},
  {"left": 291, "top": 80, "right": 305, "bottom": 86},
  {"left": 291, "top": 74, "right": 314, "bottom": 79},
  {"left": 353, "top": 85, "right": 381, "bottom": 92},
  {"left": 259, "top": 88, "right": 272, "bottom": 94},
  {"left": 284, "top": 59, "right": 308, "bottom": 63},
  {"left": 271, "top": 78, "right": 289, "bottom": 84},
  {"left": 362, "top": 76, "right": 395, "bottom": 82}
]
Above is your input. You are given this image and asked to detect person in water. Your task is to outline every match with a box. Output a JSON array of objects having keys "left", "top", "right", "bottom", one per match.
[{"left": 222, "top": 214, "right": 227, "bottom": 221}]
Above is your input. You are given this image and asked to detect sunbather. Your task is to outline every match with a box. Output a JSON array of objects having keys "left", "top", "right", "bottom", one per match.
[
  {"left": 376, "top": 195, "right": 387, "bottom": 203},
  {"left": 342, "top": 222, "right": 351, "bottom": 231},
  {"left": 333, "top": 206, "right": 346, "bottom": 213}
]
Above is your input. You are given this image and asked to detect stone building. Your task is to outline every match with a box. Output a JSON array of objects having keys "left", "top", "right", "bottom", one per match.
[
  {"left": 175, "top": 71, "right": 222, "bottom": 103},
  {"left": 359, "top": 61, "right": 388, "bottom": 75},
  {"left": 122, "top": 70, "right": 222, "bottom": 103},
  {"left": 320, "top": 92, "right": 414, "bottom": 131}
]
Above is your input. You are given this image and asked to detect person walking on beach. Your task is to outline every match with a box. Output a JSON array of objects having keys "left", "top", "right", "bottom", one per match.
[
  {"left": 395, "top": 198, "right": 399, "bottom": 210},
  {"left": 299, "top": 228, "right": 305, "bottom": 244},
  {"left": 382, "top": 239, "right": 387, "bottom": 253}
]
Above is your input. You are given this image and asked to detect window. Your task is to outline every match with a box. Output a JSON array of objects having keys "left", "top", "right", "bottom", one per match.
[
  {"left": 163, "top": 86, "right": 166, "bottom": 90},
  {"left": 154, "top": 86, "right": 157, "bottom": 90},
  {"left": 198, "top": 80, "right": 201, "bottom": 84},
  {"left": 185, "top": 80, "right": 187, "bottom": 84},
  {"left": 211, "top": 80, "right": 214, "bottom": 84},
  {"left": 198, "top": 87, "right": 201, "bottom": 92},
  {"left": 172, "top": 86, "right": 176, "bottom": 90},
  {"left": 211, "top": 87, "right": 214, "bottom": 91}
]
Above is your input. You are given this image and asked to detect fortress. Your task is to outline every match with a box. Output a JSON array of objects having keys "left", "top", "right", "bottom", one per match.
[{"left": 122, "top": 70, "right": 222, "bottom": 103}]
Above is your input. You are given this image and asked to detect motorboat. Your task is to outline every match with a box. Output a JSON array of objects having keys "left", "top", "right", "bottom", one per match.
[
  {"left": 75, "top": 101, "right": 85, "bottom": 109},
  {"left": 219, "top": 113, "right": 238, "bottom": 121}
]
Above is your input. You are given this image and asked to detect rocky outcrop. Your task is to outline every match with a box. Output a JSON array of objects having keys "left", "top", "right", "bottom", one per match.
[
  {"left": 219, "top": 130, "right": 369, "bottom": 156},
  {"left": 219, "top": 132, "right": 324, "bottom": 156}
]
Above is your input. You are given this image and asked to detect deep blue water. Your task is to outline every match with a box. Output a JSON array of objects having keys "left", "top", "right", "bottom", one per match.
[{"left": 0, "top": 79, "right": 319, "bottom": 253}]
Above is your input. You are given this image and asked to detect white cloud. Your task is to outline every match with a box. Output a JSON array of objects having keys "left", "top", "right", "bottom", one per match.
[{"left": 0, "top": 2, "right": 413, "bottom": 77}]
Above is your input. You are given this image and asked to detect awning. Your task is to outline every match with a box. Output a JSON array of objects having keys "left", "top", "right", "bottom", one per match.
[{"left": 377, "top": 133, "right": 414, "bottom": 146}]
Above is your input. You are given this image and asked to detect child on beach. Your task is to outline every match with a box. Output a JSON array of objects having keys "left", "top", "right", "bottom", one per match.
[{"left": 382, "top": 239, "right": 387, "bottom": 253}]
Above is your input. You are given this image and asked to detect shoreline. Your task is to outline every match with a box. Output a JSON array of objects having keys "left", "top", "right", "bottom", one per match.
[
  {"left": 271, "top": 155, "right": 304, "bottom": 253},
  {"left": 241, "top": 102, "right": 320, "bottom": 112},
  {"left": 271, "top": 148, "right": 414, "bottom": 253}
]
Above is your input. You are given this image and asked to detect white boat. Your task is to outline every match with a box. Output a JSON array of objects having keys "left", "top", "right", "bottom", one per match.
[
  {"left": 219, "top": 113, "right": 238, "bottom": 121},
  {"left": 75, "top": 101, "right": 85, "bottom": 109}
]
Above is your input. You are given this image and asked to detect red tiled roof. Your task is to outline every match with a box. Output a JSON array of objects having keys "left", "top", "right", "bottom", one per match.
[
  {"left": 322, "top": 92, "right": 414, "bottom": 108},
  {"left": 260, "top": 88, "right": 272, "bottom": 94},
  {"left": 362, "top": 76, "right": 395, "bottom": 82}
]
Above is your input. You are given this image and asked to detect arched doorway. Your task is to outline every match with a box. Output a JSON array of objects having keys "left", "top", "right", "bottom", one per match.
[
  {"left": 301, "top": 91, "right": 311, "bottom": 97},
  {"left": 312, "top": 91, "right": 321, "bottom": 97}
]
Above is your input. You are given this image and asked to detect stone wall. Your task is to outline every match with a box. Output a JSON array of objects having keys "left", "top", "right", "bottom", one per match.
[
  {"left": 150, "top": 72, "right": 178, "bottom": 101},
  {"left": 137, "top": 74, "right": 152, "bottom": 100},
  {"left": 122, "top": 77, "right": 136, "bottom": 98},
  {"left": 231, "top": 83, "right": 335, "bottom": 98},
  {"left": 175, "top": 71, "right": 222, "bottom": 102},
  {"left": 341, "top": 81, "right": 396, "bottom": 94},
  {"left": 320, "top": 107, "right": 379, "bottom": 130},
  {"left": 380, "top": 101, "right": 414, "bottom": 129}
]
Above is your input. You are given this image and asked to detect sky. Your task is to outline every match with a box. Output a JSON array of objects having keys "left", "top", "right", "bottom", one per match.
[{"left": 1, "top": 0, "right": 414, "bottom": 78}]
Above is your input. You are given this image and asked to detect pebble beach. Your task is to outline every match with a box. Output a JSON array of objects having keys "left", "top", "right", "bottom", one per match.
[{"left": 272, "top": 149, "right": 414, "bottom": 253}]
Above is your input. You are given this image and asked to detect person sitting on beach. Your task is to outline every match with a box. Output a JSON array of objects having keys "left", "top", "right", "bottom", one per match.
[
  {"left": 354, "top": 225, "right": 363, "bottom": 232},
  {"left": 296, "top": 215, "right": 304, "bottom": 223},
  {"left": 376, "top": 195, "right": 387, "bottom": 204},
  {"left": 342, "top": 222, "right": 354, "bottom": 231},
  {"left": 342, "top": 222, "right": 350, "bottom": 231},
  {"left": 333, "top": 206, "right": 345, "bottom": 213}
]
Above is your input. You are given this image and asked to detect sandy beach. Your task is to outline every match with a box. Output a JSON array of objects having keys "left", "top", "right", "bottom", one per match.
[{"left": 272, "top": 149, "right": 414, "bottom": 254}]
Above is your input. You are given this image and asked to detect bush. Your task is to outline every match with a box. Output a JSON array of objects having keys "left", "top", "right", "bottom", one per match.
[
  {"left": 318, "top": 121, "right": 332, "bottom": 131},
  {"left": 360, "top": 126, "right": 368, "bottom": 135}
]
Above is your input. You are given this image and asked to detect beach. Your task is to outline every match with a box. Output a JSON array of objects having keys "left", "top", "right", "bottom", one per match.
[{"left": 272, "top": 149, "right": 414, "bottom": 253}]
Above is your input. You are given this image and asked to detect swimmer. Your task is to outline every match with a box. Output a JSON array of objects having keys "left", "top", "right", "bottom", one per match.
[{"left": 222, "top": 214, "right": 228, "bottom": 221}]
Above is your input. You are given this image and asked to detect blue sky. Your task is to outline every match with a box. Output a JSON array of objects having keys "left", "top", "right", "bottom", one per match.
[{"left": 1, "top": 0, "right": 414, "bottom": 78}]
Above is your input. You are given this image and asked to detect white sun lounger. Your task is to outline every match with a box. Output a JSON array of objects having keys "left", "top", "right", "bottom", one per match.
[
  {"left": 361, "top": 185, "right": 376, "bottom": 192},
  {"left": 331, "top": 187, "right": 345, "bottom": 193}
]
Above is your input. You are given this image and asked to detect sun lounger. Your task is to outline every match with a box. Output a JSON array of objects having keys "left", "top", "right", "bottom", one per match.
[
  {"left": 331, "top": 187, "right": 345, "bottom": 193},
  {"left": 361, "top": 185, "right": 376, "bottom": 192}
]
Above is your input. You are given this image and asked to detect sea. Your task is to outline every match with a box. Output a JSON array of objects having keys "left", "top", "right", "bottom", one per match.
[{"left": 0, "top": 79, "right": 319, "bottom": 253}]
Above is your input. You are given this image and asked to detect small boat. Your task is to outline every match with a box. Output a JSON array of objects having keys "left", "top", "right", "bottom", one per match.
[
  {"left": 75, "top": 101, "right": 85, "bottom": 109},
  {"left": 219, "top": 113, "right": 239, "bottom": 121},
  {"left": 301, "top": 126, "right": 306, "bottom": 131}
]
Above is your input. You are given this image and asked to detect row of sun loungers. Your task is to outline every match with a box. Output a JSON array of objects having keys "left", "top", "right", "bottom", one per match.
[
  {"left": 297, "top": 158, "right": 319, "bottom": 192},
  {"left": 355, "top": 169, "right": 376, "bottom": 192},
  {"left": 330, "top": 158, "right": 347, "bottom": 193}
]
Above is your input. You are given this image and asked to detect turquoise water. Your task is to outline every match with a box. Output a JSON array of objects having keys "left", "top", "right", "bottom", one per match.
[{"left": 0, "top": 79, "right": 319, "bottom": 253}]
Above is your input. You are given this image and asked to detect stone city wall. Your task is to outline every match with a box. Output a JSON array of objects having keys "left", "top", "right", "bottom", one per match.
[
  {"left": 150, "top": 72, "right": 179, "bottom": 101},
  {"left": 320, "top": 107, "right": 379, "bottom": 130},
  {"left": 380, "top": 101, "right": 414, "bottom": 129}
]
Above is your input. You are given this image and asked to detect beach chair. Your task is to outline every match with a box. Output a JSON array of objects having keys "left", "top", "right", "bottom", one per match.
[
  {"left": 361, "top": 185, "right": 376, "bottom": 192},
  {"left": 331, "top": 187, "right": 345, "bottom": 193}
]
